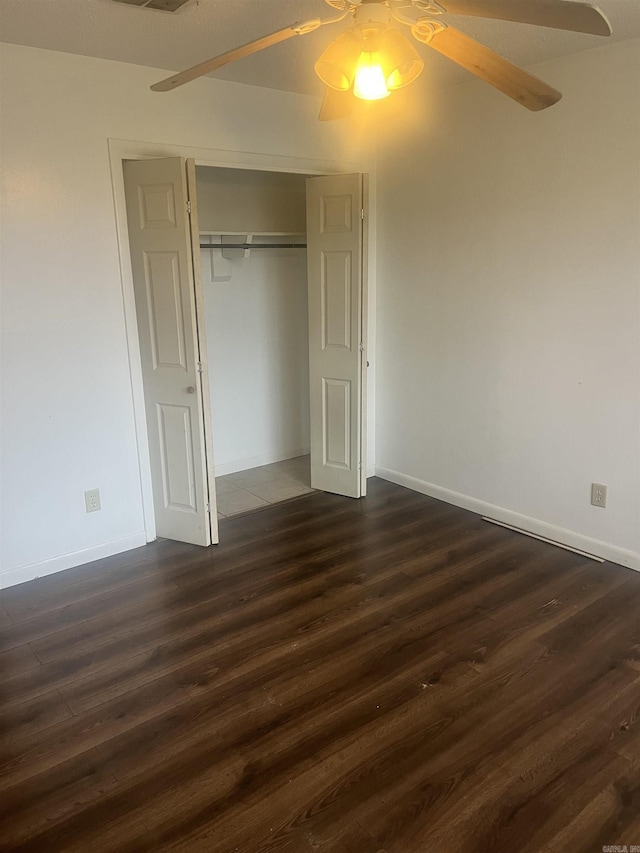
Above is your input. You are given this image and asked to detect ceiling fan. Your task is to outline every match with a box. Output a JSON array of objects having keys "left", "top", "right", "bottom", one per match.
[{"left": 151, "top": 0, "right": 612, "bottom": 119}]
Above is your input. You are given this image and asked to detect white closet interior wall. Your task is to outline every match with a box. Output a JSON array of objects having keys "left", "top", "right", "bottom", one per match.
[{"left": 196, "top": 167, "right": 310, "bottom": 476}]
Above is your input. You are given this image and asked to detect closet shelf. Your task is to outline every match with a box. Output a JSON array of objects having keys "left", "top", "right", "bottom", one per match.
[
  {"left": 199, "top": 232, "right": 307, "bottom": 281},
  {"left": 199, "top": 231, "right": 306, "bottom": 237},
  {"left": 199, "top": 231, "right": 306, "bottom": 255}
]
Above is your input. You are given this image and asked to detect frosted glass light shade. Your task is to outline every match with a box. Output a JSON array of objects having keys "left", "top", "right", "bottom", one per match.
[
  {"left": 353, "top": 52, "right": 390, "bottom": 101},
  {"left": 315, "top": 30, "right": 363, "bottom": 91},
  {"left": 380, "top": 28, "right": 424, "bottom": 90}
]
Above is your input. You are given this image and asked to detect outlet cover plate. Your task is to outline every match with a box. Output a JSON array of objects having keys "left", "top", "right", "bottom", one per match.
[
  {"left": 591, "top": 483, "right": 607, "bottom": 508},
  {"left": 85, "top": 488, "right": 101, "bottom": 513}
]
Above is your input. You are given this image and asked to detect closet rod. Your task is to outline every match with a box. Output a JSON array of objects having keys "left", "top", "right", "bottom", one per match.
[{"left": 199, "top": 243, "right": 307, "bottom": 250}]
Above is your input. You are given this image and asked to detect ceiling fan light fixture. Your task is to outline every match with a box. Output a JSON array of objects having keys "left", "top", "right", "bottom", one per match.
[
  {"left": 316, "top": 17, "right": 424, "bottom": 103},
  {"left": 379, "top": 27, "right": 424, "bottom": 90},
  {"left": 314, "top": 29, "right": 363, "bottom": 91}
]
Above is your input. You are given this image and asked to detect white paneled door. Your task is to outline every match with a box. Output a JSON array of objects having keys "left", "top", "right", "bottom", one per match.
[
  {"left": 124, "top": 157, "right": 217, "bottom": 546},
  {"left": 306, "top": 174, "right": 366, "bottom": 498}
]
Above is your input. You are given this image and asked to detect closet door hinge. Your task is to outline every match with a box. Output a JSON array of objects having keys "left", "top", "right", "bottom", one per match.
[
  {"left": 196, "top": 361, "right": 204, "bottom": 373},
  {"left": 358, "top": 342, "right": 365, "bottom": 352},
  {"left": 361, "top": 208, "right": 365, "bottom": 221},
  {"left": 186, "top": 200, "right": 192, "bottom": 215}
]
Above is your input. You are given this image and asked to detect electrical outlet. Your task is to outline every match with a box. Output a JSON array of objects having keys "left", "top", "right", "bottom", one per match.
[
  {"left": 84, "top": 488, "right": 101, "bottom": 513},
  {"left": 591, "top": 483, "right": 607, "bottom": 508}
]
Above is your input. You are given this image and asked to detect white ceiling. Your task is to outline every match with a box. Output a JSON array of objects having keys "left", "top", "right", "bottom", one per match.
[{"left": 1, "top": 0, "right": 639, "bottom": 96}]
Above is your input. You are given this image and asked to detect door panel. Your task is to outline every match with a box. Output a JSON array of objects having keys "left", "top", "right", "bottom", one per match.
[
  {"left": 307, "top": 173, "right": 365, "bottom": 498},
  {"left": 322, "top": 252, "right": 352, "bottom": 350},
  {"left": 145, "top": 252, "right": 188, "bottom": 368},
  {"left": 124, "top": 156, "right": 214, "bottom": 546},
  {"left": 323, "top": 378, "right": 351, "bottom": 468},
  {"left": 156, "top": 403, "right": 197, "bottom": 511}
]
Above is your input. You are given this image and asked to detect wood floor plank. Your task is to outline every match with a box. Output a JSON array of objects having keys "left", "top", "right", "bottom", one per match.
[
  {"left": 595, "top": 675, "right": 640, "bottom": 763},
  {"left": 137, "top": 644, "right": 554, "bottom": 850},
  {"left": 0, "top": 479, "right": 638, "bottom": 852},
  {"left": 0, "top": 688, "right": 74, "bottom": 746},
  {"left": 57, "top": 570, "right": 409, "bottom": 716},
  {"left": 62, "top": 534, "right": 546, "bottom": 726},
  {"left": 350, "top": 665, "right": 640, "bottom": 851},
  {"left": 0, "top": 604, "right": 14, "bottom": 629},
  {"left": 0, "top": 749, "right": 119, "bottom": 849},
  {"left": 84, "top": 621, "right": 551, "bottom": 848},
  {"left": 0, "top": 676, "right": 191, "bottom": 790},
  {"left": 3, "top": 523, "right": 512, "bottom": 713},
  {"left": 548, "top": 757, "right": 640, "bottom": 853},
  {"left": 0, "top": 573, "right": 181, "bottom": 653},
  {"left": 0, "top": 539, "right": 187, "bottom": 624},
  {"left": 21, "top": 502, "right": 439, "bottom": 664},
  {"left": 0, "top": 642, "right": 41, "bottom": 677},
  {"left": 539, "top": 577, "right": 640, "bottom": 669}
]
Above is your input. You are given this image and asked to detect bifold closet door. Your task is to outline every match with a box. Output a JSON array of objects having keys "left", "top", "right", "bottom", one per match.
[
  {"left": 124, "top": 156, "right": 218, "bottom": 546},
  {"left": 306, "top": 173, "right": 366, "bottom": 499}
]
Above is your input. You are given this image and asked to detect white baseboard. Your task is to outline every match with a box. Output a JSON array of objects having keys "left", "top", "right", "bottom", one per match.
[
  {"left": 214, "top": 447, "right": 310, "bottom": 478},
  {"left": 374, "top": 466, "right": 640, "bottom": 573},
  {"left": 366, "top": 464, "right": 376, "bottom": 478},
  {"left": 0, "top": 532, "right": 148, "bottom": 590}
]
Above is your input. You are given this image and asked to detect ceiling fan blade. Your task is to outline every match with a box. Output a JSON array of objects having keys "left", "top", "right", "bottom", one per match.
[
  {"left": 318, "top": 87, "right": 354, "bottom": 121},
  {"left": 439, "top": 0, "right": 611, "bottom": 36},
  {"left": 427, "top": 26, "right": 562, "bottom": 111},
  {"left": 151, "top": 22, "right": 319, "bottom": 92}
]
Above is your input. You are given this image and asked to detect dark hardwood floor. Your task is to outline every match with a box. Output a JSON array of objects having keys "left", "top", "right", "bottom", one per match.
[{"left": 1, "top": 479, "right": 639, "bottom": 852}]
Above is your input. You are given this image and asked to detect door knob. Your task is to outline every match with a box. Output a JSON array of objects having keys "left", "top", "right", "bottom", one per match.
[{"left": 186, "top": 386, "right": 195, "bottom": 394}]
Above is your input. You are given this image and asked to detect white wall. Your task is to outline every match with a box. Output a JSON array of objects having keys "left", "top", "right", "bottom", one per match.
[
  {"left": 196, "top": 167, "right": 307, "bottom": 234},
  {"left": 197, "top": 167, "right": 309, "bottom": 474},
  {"left": 375, "top": 39, "right": 640, "bottom": 569},
  {"left": 0, "top": 43, "right": 370, "bottom": 588},
  {"left": 201, "top": 251, "right": 310, "bottom": 475}
]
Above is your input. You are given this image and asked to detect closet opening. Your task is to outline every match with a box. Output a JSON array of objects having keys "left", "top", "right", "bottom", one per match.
[
  {"left": 195, "top": 166, "right": 313, "bottom": 520},
  {"left": 121, "top": 153, "right": 366, "bottom": 549}
]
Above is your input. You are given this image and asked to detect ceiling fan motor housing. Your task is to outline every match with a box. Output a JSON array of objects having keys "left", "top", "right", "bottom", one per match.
[
  {"left": 109, "top": 0, "right": 192, "bottom": 12},
  {"left": 355, "top": 0, "right": 391, "bottom": 37}
]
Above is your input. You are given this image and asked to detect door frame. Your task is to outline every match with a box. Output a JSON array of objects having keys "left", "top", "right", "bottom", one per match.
[{"left": 109, "top": 137, "right": 368, "bottom": 542}]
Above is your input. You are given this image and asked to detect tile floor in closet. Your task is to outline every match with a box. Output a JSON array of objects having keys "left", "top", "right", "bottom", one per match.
[{"left": 215, "top": 454, "right": 313, "bottom": 518}]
